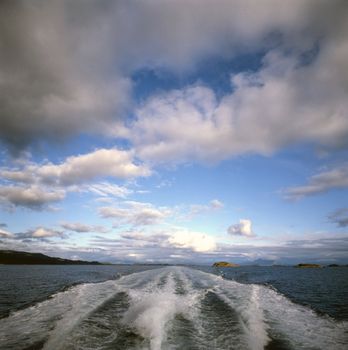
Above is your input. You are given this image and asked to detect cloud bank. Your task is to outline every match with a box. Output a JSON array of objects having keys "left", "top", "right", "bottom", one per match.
[
  {"left": 1, "top": 0, "right": 347, "bottom": 161},
  {"left": 0, "top": 148, "right": 149, "bottom": 210}
]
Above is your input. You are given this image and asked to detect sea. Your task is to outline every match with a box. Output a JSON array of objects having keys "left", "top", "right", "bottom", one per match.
[{"left": 0, "top": 265, "right": 347, "bottom": 350}]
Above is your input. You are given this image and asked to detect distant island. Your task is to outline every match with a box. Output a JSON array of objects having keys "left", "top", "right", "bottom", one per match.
[
  {"left": 0, "top": 250, "right": 103, "bottom": 265},
  {"left": 213, "top": 261, "right": 240, "bottom": 267},
  {"left": 295, "top": 263, "right": 321, "bottom": 268}
]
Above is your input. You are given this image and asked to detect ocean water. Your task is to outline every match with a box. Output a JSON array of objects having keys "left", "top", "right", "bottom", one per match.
[{"left": 0, "top": 265, "right": 347, "bottom": 350}]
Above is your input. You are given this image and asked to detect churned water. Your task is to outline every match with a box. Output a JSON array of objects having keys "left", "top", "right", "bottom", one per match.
[{"left": 0, "top": 265, "right": 347, "bottom": 350}]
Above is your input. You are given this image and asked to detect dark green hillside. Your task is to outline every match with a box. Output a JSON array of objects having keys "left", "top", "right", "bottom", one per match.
[{"left": 0, "top": 250, "right": 103, "bottom": 265}]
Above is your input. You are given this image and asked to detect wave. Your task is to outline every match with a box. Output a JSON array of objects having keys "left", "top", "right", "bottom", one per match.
[{"left": 0, "top": 267, "right": 346, "bottom": 350}]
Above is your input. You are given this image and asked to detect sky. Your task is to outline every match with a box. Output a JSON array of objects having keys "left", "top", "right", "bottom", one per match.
[{"left": 0, "top": 0, "right": 347, "bottom": 265}]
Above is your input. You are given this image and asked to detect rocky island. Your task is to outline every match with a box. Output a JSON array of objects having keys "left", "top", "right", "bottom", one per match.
[
  {"left": 295, "top": 263, "right": 321, "bottom": 268},
  {"left": 212, "top": 261, "right": 240, "bottom": 267}
]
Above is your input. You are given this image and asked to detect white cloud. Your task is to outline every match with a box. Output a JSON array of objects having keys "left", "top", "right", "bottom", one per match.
[
  {"left": 32, "top": 227, "right": 62, "bottom": 238},
  {"left": 284, "top": 165, "right": 348, "bottom": 199},
  {"left": 227, "top": 219, "right": 255, "bottom": 237},
  {"left": 99, "top": 201, "right": 171, "bottom": 226},
  {"left": 0, "top": 149, "right": 149, "bottom": 210},
  {"left": 61, "top": 222, "right": 109, "bottom": 234},
  {"left": 119, "top": 226, "right": 217, "bottom": 253},
  {"left": 129, "top": 39, "right": 348, "bottom": 164},
  {"left": 0, "top": 185, "right": 65, "bottom": 210},
  {"left": 168, "top": 229, "right": 217, "bottom": 252},
  {"left": 36, "top": 149, "right": 150, "bottom": 185},
  {"left": 1, "top": 149, "right": 150, "bottom": 186}
]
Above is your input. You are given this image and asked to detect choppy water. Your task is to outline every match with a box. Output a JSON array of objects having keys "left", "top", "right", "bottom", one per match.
[{"left": 0, "top": 266, "right": 347, "bottom": 350}]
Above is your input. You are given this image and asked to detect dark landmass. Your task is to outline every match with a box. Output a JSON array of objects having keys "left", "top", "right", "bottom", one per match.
[
  {"left": 0, "top": 250, "right": 103, "bottom": 265},
  {"left": 295, "top": 263, "right": 321, "bottom": 268},
  {"left": 213, "top": 261, "right": 240, "bottom": 267}
]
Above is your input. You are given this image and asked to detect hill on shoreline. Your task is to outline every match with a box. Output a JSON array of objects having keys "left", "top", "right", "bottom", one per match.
[{"left": 0, "top": 250, "right": 103, "bottom": 265}]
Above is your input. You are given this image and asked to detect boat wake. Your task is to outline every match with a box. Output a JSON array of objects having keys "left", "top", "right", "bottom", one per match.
[{"left": 0, "top": 267, "right": 346, "bottom": 350}]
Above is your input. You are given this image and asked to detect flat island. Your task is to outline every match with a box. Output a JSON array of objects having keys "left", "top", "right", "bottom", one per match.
[
  {"left": 295, "top": 263, "right": 321, "bottom": 268},
  {"left": 213, "top": 261, "right": 240, "bottom": 267}
]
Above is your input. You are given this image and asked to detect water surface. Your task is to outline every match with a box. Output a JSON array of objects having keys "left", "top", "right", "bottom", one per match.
[{"left": 0, "top": 265, "right": 347, "bottom": 350}]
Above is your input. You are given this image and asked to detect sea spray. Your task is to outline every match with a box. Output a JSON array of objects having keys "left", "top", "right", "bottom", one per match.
[{"left": 122, "top": 272, "right": 201, "bottom": 350}]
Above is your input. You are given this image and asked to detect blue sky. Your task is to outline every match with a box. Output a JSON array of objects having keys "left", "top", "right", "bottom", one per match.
[{"left": 0, "top": 0, "right": 347, "bottom": 264}]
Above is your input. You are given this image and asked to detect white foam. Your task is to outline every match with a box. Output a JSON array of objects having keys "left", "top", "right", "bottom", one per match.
[
  {"left": 257, "top": 284, "right": 348, "bottom": 350},
  {"left": 122, "top": 269, "right": 202, "bottom": 350},
  {"left": 177, "top": 267, "right": 347, "bottom": 350},
  {"left": 0, "top": 279, "right": 120, "bottom": 350},
  {"left": 183, "top": 268, "right": 269, "bottom": 349}
]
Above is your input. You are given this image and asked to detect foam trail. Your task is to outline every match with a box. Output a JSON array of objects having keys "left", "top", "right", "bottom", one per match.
[
  {"left": 258, "top": 284, "right": 348, "bottom": 350},
  {"left": 183, "top": 268, "right": 268, "bottom": 349},
  {"left": 43, "top": 269, "right": 173, "bottom": 350},
  {"left": 122, "top": 269, "right": 201, "bottom": 350},
  {"left": 42, "top": 281, "right": 121, "bottom": 350},
  {"left": 185, "top": 267, "right": 348, "bottom": 350},
  {"left": 0, "top": 279, "right": 119, "bottom": 349},
  {"left": 214, "top": 282, "right": 270, "bottom": 350}
]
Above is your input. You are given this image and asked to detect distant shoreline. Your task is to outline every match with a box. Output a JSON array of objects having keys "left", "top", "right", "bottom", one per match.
[
  {"left": 1, "top": 250, "right": 347, "bottom": 266},
  {"left": 0, "top": 250, "right": 104, "bottom": 265}
]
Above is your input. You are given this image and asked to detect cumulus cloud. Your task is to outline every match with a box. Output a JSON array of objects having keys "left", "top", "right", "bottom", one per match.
[
  {"left": 1, "top": 149, "right": 150, "bottom": 186},
  {"left": 61, "top": 222, "right": 109, "bottom": 234},
  {"left": 35, "top": 149, "right": 150, "bottom": 185},
  {"left": 328, "top": 208, "right": 348, "bottom": 228},
  {"left": 227, "top": 219, "right": 255, "bottom": 237},
  {"left": 167, "top": 229, "right": 217, "bottom": 252},
  {"left": 99, "top": 201, "right": 171, "bottom": 226},
  {"left": 130, "top": 43, "right": 348, "bottom": 163},
  {"left": 284, "top": 165, "right": 348, "bottom": 199},
  {"left": 0, "top": 185, "right": 65, "bottom": 210},
  {"left": 119, "top": 227, "right": 217, "bottom": 253}
]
